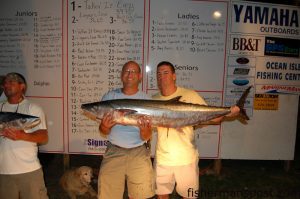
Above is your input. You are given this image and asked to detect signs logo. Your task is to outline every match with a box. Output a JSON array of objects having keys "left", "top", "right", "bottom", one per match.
[
  {"left": 232, "top": 79, "right": 249, "bottom": 86},
  {"left": 236, "top": 57, "right": 250, "bottom": 64},
  {"left": 233, "top": 4, "right": 299, "bottom": 27},
  {"left": 230, "top": 35, "right": 264, "bottom": 56},
  {"left": 232, "top": 37, "right": 261, "bottom": 51},
  {"left": 231, "top": 3, "right": 300, "bottom": 36},
  {"left": 265, "top": 37, "right": 300, "bottom": 57},
  {"left": 233, "top": 68, "right": 250, "bottom": 75}
]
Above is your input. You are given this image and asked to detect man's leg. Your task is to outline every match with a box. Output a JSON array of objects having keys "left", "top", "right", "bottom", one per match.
[
  {"left": 155, "top": 164, "right": 176, "bottom": 199},
  {"left": 19, "top": 168, "right": 48, "bottom": 199},
  {"left": 98, "top": 144, "right": 127, "bottom": 198},
  {"left": 174, "top": 161, "right": 199, "bottom": 199},
  {"left": 0, "top": 174, "right": 19, "bottom": 199},
  {"left": 127, "top": 145, "right": 155, "bottom": 199}
]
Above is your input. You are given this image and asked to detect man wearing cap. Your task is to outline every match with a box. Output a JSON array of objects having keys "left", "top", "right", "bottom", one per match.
[{"left": 0, "top": 72, "right": 49, "bottom": 199}]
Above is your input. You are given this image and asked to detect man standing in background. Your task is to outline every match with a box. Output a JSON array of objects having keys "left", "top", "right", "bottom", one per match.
[{"left": 0, "top": 72, "right": 49, "bottom": 199}]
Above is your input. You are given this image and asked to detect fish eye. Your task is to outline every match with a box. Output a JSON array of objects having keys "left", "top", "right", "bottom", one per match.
[{"left": 20, "top": 118, "right": 27, "bottom": 124}]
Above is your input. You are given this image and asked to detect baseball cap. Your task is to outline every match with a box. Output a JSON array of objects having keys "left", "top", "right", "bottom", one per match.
[{"left": 4, "top": 72, "right": 27, "bottom": 85}]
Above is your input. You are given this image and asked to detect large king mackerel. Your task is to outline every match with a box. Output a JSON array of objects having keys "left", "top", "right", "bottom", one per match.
[
  {"left": 0, "top": 112, "right": 41, "bottom": 132},
  {"left": 81, "top": 86, "right": 251, "bottom": 128}
]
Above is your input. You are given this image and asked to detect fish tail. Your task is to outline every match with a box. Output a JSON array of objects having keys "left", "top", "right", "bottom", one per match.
[{"left": 236, "top": 86, "right": 252, "bottom": 120}]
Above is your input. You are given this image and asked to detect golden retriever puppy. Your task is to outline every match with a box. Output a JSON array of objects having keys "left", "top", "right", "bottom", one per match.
[{"left": 60, "top": 166, "right": 97, "bottom": 199}]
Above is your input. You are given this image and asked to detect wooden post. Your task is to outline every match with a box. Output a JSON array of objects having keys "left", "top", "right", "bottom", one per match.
[
  {"left": 213, "top": 159, "right": 222, "bottom": 175},
  {"left": 284, "top": 160, "right": 291, "bottom": 172},
  {"left": 63, "top": 154, "right": 70, "bottom": 171}
]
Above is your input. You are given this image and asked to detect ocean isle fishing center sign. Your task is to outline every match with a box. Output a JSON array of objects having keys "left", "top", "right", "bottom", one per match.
[{"left": 255, "top": 57, "right": 300, "bottom": 94}]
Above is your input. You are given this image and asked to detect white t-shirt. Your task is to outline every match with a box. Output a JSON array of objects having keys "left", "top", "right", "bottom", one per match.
[
  {"left": 153, "top": 87, "right": 207, "bottom": 166},
  {"left": 0, "top": 99, "right": 47, "bottom": 174}
]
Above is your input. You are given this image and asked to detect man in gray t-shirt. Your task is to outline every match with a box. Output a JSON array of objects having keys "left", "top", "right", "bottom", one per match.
[{"left": 98, "top": 61, "right": 155, "bottom": 199}]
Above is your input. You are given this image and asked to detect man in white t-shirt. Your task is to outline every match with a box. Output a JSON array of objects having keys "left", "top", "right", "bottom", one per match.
[
  {"left": 0, "top": 72, "right": 49, "bottom": 199},
  {"left": 153, "top": 61, "right": 240, "bottom": 199}
]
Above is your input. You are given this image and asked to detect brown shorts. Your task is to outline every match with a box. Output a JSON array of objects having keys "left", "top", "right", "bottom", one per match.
[
  {"left": 0, "top": 168, "right": 48, "bottom": 199},
  {"left": 98, "top": 143, "right": 155, "bottom": 198}
]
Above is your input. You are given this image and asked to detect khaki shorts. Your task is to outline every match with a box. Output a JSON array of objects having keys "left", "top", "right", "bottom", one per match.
[
  {"left": 155, "top": 161, "right": 199, "bottom": 198},
  {"left": 98, "top": 143, "right": 155, "bottom": 199},
  {"left": 0, "top": 168, "right": 48, "bottom": 199}
]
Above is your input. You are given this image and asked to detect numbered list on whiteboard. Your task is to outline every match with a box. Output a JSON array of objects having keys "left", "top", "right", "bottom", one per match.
[{"left": 67, "top": 0, "right": 145, "bottom": 153}]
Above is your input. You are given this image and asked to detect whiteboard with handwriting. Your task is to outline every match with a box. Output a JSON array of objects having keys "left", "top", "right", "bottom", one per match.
[{"left": 0, "top": 0, "right": 298, "bottom": 160}]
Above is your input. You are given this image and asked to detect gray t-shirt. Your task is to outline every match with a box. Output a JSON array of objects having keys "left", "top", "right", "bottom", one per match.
[{"left": 101, "top": 88, "right": 149, "bottom": 148}]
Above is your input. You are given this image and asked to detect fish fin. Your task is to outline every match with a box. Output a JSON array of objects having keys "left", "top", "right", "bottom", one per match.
[
  {"left": 236, "top": 86, "right": 252, "bottom": 120},
  {"left": 117, "top": 109, "right": 137, "bottom": 115},
  {"left": 168, "top": 96, "right": 182, "bottom": 102}
]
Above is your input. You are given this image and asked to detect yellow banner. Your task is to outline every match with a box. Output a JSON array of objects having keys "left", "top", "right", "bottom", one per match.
[{"left": 254, "top": 94, "right": 279, "bottom": 110}]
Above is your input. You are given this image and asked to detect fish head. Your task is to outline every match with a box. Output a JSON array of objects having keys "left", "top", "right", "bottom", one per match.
[
  {"left": 12, "top": 115, "right": 41, "bottom": 130},
  {"left": 81, "top": 101, "right": 113, "bottom": 122},
  {"left": 0, "top": 112, "right": 41, "bottom": 130}
]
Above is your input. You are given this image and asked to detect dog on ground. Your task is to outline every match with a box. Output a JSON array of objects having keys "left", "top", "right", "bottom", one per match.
[{"left": 60, "top": 166, "right": 97, "bottom": 199}]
